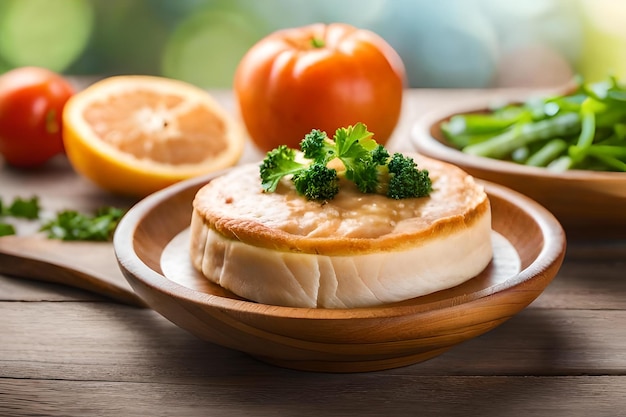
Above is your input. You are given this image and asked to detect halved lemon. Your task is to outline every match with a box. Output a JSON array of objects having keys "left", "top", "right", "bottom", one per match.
[{"left": 62, "top": 75, "right": 245, "bottom": 197}]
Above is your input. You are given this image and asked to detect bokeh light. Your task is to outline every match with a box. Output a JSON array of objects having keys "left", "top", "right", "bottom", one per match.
[
  {"left": 577, "top": 0, "right": 626, "bottom": 83},
  {"left": 161, "top": 7, "right": 266, "bottom": 89},
  {"left": 0, "top": 0, "right": 623, "bottom": 89},
  {"left": 0, "top": 0, "right": 94, "bottom": 72}
]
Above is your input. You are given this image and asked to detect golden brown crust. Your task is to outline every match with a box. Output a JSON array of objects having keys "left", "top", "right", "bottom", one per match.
[{"left": 192, "top": 154, "right": 489, "bottom": 256}]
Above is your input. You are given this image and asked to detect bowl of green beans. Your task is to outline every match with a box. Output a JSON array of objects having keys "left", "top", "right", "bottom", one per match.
[{"left": 412, "top": 77, "right": 626, "bottom": 240}]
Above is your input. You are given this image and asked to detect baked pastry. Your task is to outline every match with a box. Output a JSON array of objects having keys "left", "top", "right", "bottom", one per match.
[{"left": 190, "top": 154, "right": 492, "bottom": 308}]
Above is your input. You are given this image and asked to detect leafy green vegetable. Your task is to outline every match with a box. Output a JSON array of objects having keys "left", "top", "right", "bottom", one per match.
[
  {"left": 259, "top": 122, "right": 432, "bottom": 201},
  {"left": 39, "top": 206, "right": 125, "bottom": 241},
  {"left": 0, "top": 196, "right": 41, "bottom": 237},
  {"left": 387, "top": 153, "right": 433, "bottom": 199},
  {"left": 260, "top": 145, "right": 307, "bottom": 194},
  {"left": 0, "top": 195, "right": 125, "bottom": 241},
  {"left": 0, "top": 196, "right": 40, "bottom": 219},
  {"left": 292, "top": 162, "right": 340, "bottom": 201},
  {"left": 441, "top": 76, "right": 626, "bottom": 172},
  {"left": 0, "top": 223, "right": 16, "bottom": 237}
]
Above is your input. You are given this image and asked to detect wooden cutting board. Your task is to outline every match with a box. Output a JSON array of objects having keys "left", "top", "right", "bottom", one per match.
[{"left": 0, "top": 235, "right": 145, "bottom": 307}]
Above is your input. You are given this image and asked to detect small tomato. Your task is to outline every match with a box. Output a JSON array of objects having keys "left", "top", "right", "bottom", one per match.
[
  {"left": 234, "top": 23, "right": 406, "bottom": 151},
  {"left": 0, "top": 67, "right": 75, "bottom": 168}
]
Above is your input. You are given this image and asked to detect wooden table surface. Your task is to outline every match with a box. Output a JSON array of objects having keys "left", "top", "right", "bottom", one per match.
[{"left": 1, "top": 87, "right": 625, "bottom": 417}]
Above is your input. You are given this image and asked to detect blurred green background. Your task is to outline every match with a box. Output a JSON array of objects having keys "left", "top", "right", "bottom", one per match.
[{"left": 0, "top": 0, "right": 623, "bottom": 89}]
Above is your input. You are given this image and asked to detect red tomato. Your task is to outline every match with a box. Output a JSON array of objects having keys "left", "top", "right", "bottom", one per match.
[
  {"left": 234, "top": 23, "right": 406, "bottom": 151},
  {"left": 0, "top": 67, "right": 75, "bottom": 167}
]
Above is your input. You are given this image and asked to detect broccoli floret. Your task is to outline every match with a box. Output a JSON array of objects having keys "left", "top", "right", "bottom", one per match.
[
  {"left": 259, "top": 123, "right": 432, "bottom": 202},
  {"left": 292, "top": 163, "right": 339, "bottom": 201},
  {"left": 300, "top": 129, "right": 335, "bottom": 163},
  {"left": 259, "top": 145, "right": 306, "bottom": 192},
  {"left": 371, "top": 144, "right": 390, "bottom": 165},
  {"left": 386, "top": 153, "right": 432, "bottom": 199},
  {"left": 259, "top": 148, "right": 338, "bottom": 201}
]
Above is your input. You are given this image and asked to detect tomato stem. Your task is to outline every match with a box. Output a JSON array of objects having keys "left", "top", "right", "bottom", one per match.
[{"left": 311, "top": 37, "right": 325, "bottom": 48}]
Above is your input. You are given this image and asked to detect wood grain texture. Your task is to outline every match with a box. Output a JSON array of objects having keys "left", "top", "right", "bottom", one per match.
[
  {"left": 2, "top": 303, "right": 626, "bottom": 379},
  {"left": 0, "top": 273, "right": 107, "bottom": 301},
  {"left": 2, "top": 376, "right": 626, "bottom": 417},
  {"left": 1, "top": 303, "right": 626, "bottom": 416},
  {"left": 532, "top": 246, "right": 626, "bottom": 310},
  {"left": 0, "top": 235, "right": 144, "bottom": 306}
]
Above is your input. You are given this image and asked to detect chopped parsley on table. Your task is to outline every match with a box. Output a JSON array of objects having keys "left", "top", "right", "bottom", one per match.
[
  {"left": 39, "top": 206, "right": 125, "bottom": 241},
  {"left": 0, "top": 195, "right": 124, "bottom": 241},
  {"left": 0, "top": 196, "right": 41, "bottom": 237}
]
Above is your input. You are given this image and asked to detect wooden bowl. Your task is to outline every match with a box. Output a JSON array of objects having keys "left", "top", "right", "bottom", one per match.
[
  {"left": 114, "top": 170, "right": 565, "bottom": 373},
  {"left": 411, "top": 106, "right": 626, "bottom": 240}
]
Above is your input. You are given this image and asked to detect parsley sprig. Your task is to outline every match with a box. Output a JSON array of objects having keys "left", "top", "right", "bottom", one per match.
[
  {"left": 260, "top": 123, "right": 432, "bottom": 201},
  {"left": 0, "top": 196, "right": 41, "bottom": 237},
  {"left": 39, "top": 207, "right": 125, "bottom": 241},
  {"left": 0, "top": 195, "right": 124, "bottom": 241},
  {"left": 0, "top": 196, "right": 41, "bottom": 219}
]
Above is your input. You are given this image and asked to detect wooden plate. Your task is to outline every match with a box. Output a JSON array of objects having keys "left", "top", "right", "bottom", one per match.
[
  {"left": 114, "top": 170, "right": 565, "bottom": 373},
  {"left": 411, "top": 106, "right": 626, "bottom": 240}
]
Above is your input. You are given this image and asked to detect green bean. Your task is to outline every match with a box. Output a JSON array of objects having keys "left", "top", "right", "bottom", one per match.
[
  {"left": 441, "top": 76, "right": 626, "bottom": 172},
  {"left": 526, "top": 139, "right": 568, "bottom": 167}
]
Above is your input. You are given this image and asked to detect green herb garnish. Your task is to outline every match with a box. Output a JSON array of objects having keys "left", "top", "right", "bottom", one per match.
[
  {"left": 0, "top": 223, "right": 16, "bottom": 237},
  {"left": 0, "top": 196, "right": 41, "bottom": 236},
  {"left": 39, "top": 206, "right": 125, "bottom": 241},
  {"left": 1, "top": 196, "right": 40, "bottom": 219},
  {"left": 260, "top": 122, "right": 432, "bottom": 201},
  {"left": 0, "top": 195, "right": 125, "bottom": 241}
]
